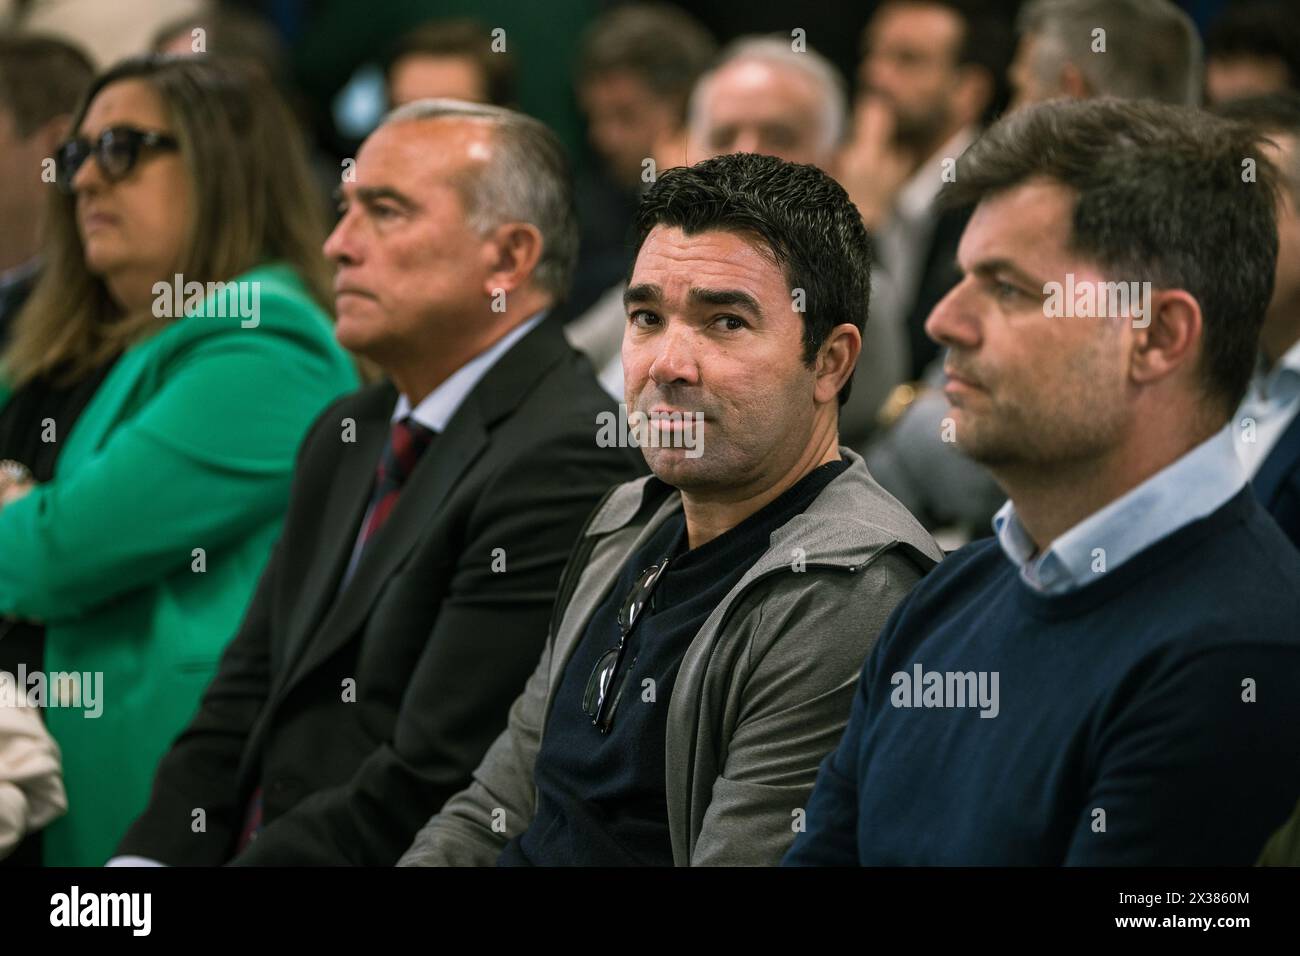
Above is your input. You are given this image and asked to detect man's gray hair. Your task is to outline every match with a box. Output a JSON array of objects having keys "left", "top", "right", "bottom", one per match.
[
  {"left": 381, "top": 98, "right": 578, "bottom": 300},
  {"left": 1018, "top": 0, "right": 1204, "bottom": 106},
  {"left": 689, "top": 36, "right": 848, "bottom": 157}
]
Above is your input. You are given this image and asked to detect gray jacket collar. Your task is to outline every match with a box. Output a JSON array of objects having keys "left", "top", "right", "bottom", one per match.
[{"left": 583, "top": 447, "right": 944, "bottom": 572}]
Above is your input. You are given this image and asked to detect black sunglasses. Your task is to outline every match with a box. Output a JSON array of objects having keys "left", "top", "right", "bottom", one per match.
[
  {"left": 54, "top": 125, "right": 180, "bottom": 195},
  {"left": 582, "top": 557, "right": 671, "bottom": 734}
]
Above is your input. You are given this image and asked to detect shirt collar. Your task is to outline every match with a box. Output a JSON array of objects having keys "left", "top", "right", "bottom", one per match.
[
  {"left": 393, "top": 310, "right": 546, "bottom": 431},
  {"left": 993, "top": 425, "right": 1246, "bottom": 594}
]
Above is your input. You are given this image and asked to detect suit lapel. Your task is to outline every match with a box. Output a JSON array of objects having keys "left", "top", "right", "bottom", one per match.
[
  {"left": 278, "top": 403, "right": 490, "bottom": 696},
  {"left": 274, "top": 386, "right": 393, "bottom": 686},
  {"left": 275, "top": 316, "right": 575, "bottom": 700}
]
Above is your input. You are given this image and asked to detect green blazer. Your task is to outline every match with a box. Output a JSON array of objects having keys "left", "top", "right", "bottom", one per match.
[{"left": 0, "top": 262, "right": 358, "bottom": 865}]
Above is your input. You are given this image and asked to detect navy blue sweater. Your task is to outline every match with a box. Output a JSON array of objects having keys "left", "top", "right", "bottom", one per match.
[{"left": 784, "top": 488, "right": 1300, "bottom": 865}]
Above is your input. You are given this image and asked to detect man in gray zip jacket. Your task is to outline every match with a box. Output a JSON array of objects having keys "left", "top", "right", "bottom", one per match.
[{"left": 399, "top": 153, "right": 943, "bottom": 867}]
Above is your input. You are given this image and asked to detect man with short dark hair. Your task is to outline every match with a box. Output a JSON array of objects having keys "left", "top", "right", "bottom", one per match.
[
  {"left": 1216, "top": 92, "right": 1300, "bottom": 550},
  {"left": 571, "top": 35, "right": 901, "bottom": 435},
  {"left": 786, "top": 99, "right": 1300, "bottom": 866},
  {"left": 400, "top": 153, "right": 943, "bottom": 867},
  {"left": 0, "top": 34, "right": 94, "bottom": 342}
]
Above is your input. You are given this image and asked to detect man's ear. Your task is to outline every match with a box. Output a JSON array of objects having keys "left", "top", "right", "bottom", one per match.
[
  {"left": 481, "top": 221, "right": 544, "bottom": 298},
  {"left": 815, "top": 322, "right": 862, "bottom": 405},
  {"left": 1129, "top": 288, "right": 1202, "bottom": 388}
]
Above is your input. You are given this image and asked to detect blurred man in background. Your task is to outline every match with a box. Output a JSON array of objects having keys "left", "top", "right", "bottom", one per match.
[
  {"left": 1204, "top": 0, "right": 1300, "bottom": 106},
  {"left": 152, "top": 4, "right": 287, "bottom": 83},
  {"left": 840, "top": 0, "right": 1013, "bottom": 388},
  {"left": 0, "top": 33, "right": 93, "bottom": 343},
  {"left": 866, "top": 0, "right": 1203, "bottom": 543},
  {"left": 577, "top": 2, "right": 713, "bottom": 191},
  {"left": 1216, "top": 92, "right": 1300, "bottom": 550},
  {"left": 565, "top": 3, "right": 715, "bottom": 326},
  {"left": 1009, "top": 0, "right": 1201, "bottom": 110},
  {"left": 686, "top": 34, "right": 845, "bottom": 167},
  {"left": 383, "top": 18, "right": 516, "bottom": 109}
]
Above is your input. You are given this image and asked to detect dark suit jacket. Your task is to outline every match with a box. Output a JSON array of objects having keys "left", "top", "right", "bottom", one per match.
[
  {"left": 116, "top": 317, "right": 645, "bottom": 865},
  {"left": 1253, "top": 411, "right": 1300, "bottom": 552}
]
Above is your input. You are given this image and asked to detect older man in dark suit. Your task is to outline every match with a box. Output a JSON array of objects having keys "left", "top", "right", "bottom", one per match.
[{"left": 112, "top": 100, "right": 643, "bottom": 866}]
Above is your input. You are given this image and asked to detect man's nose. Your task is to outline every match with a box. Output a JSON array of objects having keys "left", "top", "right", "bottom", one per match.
[
  {"left": 647, "top": 321, "right": 701, "bottom": 387},
  {"left": 323, "top": 210, "right": 361, "bottom": 266},
  {"left": 925, "top": 278, "right": 982, "bottom": 351}
]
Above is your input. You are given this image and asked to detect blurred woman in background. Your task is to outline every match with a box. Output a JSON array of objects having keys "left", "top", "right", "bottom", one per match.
[{"left": 0, "top": 54, "right": 359, "bottom": 866}]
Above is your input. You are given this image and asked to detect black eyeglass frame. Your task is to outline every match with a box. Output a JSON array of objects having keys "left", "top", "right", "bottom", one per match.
[
  {"left": 54, "top": 125, "right": 180, "bottom": 195},
  {"left": 582, "top": 556, "right": 672, "bottom": 734}
]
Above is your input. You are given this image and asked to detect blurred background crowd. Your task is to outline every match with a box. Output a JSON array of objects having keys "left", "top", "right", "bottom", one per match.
[{"left": 5, "top": 0, "right": 1296, "bottom": 545}]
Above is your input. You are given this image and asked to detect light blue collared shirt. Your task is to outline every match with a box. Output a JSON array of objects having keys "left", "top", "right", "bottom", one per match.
[
  {"left": 1232, "top": 339, "right": 1300, "bottom": 477},
  {"left": 993, "top": 426, "right": 1246, "bottom": 594},
  {"left": 340, "top": 311, "right": 546, "bottom": 586}
]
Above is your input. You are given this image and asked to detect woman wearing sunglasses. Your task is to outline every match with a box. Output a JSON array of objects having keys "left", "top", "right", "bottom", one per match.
[{"left": 0, "top": 55, "right": 358, "bottom": 866}]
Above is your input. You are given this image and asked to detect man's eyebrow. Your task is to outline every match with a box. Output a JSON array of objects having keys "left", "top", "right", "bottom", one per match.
[
  {"left": 340, "top": 185, "right": 420, "bottom": 211},
  {"left": 622, "top": 283, "right": 766, "bottom": 318},
  {"left": 624, "top": 283, "right": 661, "bottom": 307},
  {"left": 688, "top": 286, "right": 765, "bottom": 317},
  {"left": 965, "top": 257, "right": 1046, "bottom": 290}
]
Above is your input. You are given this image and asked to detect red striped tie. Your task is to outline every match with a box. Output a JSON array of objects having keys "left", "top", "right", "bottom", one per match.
[{"left": 357, "top": 416, "right": 438, "bottom": 550}]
